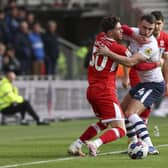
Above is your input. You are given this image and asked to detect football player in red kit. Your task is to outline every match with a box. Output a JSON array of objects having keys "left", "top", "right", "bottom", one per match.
[
  {"left": 68, "top": 16, "right": 129, "bottom": 156},
  {"left": 151, "top": 11, "right": 168, "bottom": 117},
  {"left": 68, "top": 16, "right": 159, "bottom": 157}
]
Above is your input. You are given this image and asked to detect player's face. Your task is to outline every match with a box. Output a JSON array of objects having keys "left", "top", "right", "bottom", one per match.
[
  {"left": 138, "top": 20, "right": 155, "bottom": 37},
  {"left": 111, "top": 22, "right": 123, "bottom": 40},
  {"left": 154, "top": 20, "right": 164, "bottom": 33}
]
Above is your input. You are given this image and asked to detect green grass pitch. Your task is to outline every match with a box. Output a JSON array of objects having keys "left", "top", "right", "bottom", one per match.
[{"left": 0, "top": 117, "right": 167, "bottom": 168}]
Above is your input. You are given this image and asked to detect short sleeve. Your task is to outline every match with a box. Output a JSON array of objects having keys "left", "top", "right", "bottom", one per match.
[
  {"left": 164, "top": 35, "right": 168, "bottom": 55},
  {"left": 112, "top": 43, "right": 132, "bottom": 58}
]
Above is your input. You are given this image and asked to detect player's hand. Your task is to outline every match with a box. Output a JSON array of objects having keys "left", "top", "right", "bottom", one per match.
[
  {"left": 97, "top": 45, "right": 111, "bottom": 56},
  {"left": 122, "top": 76, "right": 130, "bottom": 89},
  {"left": 132, "top": 33, "right": 150, "bottom": 44},
  {"left": 155, "top": 60, "right": 163, "bottom": 67},
  {"left": 161, "top": 58, "right": 164, "bottom": 67}
]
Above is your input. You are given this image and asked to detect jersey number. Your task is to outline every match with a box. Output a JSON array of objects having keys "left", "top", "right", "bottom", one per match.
[{"left": 89, "top": 46, "right": 118, "bottom": 72}]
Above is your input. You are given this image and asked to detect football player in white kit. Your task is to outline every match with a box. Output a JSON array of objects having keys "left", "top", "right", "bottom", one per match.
[{"left": 97, "top": 14, "right": 164, "bottom": 155}]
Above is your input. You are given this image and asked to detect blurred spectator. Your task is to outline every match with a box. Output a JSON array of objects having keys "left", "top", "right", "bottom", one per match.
[
  {"left": 2, "top": 45, "right": 21, "bottom": 74},
  {"left": 42, "top": 20, "right": 59, "bottom": 75},
  {"left": 29, "top": 22, "right": 45, "bottom": 75},
  {"left": 0, "top": 9, "right": 11, "bottom": 44},
  {"left": 14, "top": 21, "right": 32, "bottom": 74},
  {"left": 0, "top": 71, "right": 49, "bottom": 125},
  {"left": 17, "top": 6, "right": 27, "bottom": 22},
  {"left": 4, "top": 0, "right": 17, "bottom": 15},
  {"left": 0, "top": 0, "right": 8, "bottom": 8},
  {"left": 5, "top": 6, "right": 19, "bottom": 43},
  {"left": 26, "top": 12, "right": 35, "bottom": 31},
  {"left": 0, "top": 42, "right": 6, "bottom": 72}
]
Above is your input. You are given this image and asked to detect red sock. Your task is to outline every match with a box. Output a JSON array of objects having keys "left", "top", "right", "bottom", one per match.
[
  {"left": 140, "top": 109, "right": 151, "bottom": 124},
  {"left": 100, "top": 127, "right": 125, "bottom": 144},
  {"left": 80, "top": 122, "right": 107, "bottom": 142}
]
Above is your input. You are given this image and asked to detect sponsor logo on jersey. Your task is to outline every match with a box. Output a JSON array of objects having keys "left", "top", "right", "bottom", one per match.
[{"left": 144, "top": 48, "right": 152, "bottom": 56}]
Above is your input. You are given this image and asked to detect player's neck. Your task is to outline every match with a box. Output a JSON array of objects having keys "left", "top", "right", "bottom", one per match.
[
  {"left": 105, "top": 35, "right": 115, "bottom": 41},
  {"left": 153, "top": 31, "right": 160, "bottom": 38}
]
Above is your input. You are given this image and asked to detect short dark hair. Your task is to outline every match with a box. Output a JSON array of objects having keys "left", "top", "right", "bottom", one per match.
[
  {"left": 101, "top": 16, "right": 120, "bottom": 33},
  {"left": 140, "top": 14, "right": 156, "bottom": 24},
  {"left": 151, "top": 11, "right": 164, "bottom": 22}
]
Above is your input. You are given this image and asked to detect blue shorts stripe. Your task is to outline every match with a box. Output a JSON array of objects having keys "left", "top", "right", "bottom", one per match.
[{"left": 129, "top": 81, "right": 165, "bottom": 108}]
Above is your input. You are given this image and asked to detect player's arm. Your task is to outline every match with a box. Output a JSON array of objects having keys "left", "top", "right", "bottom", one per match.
[
  {"left": 162, "top": 53, "right": 168, "bottom": 96},
  {"left": 122, "top": 25, "right": 133, "bottom": 36},
  {"left": 122, "top": 25, "right": 149, "bottom": 44},
  {"left": 122, "top": 66, "right": 130, "bottom": 89},
  {"left": 133, "top": 61, "right": 161, "bottom": 71},
  {"left": 97, "top": 45, "right": 146, "bottom": 67},
  {"left": 161, "top": 36, "right": 168, "bottom": 96}
]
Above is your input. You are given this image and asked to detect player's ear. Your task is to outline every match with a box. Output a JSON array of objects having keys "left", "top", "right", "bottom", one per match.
[{"left": 107, "top": 30, "right": 113, "bottom": 36}]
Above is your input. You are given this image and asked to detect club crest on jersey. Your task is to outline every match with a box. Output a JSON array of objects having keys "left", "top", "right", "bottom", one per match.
[{"left": 144, "top": 48, "right": 152, "bottom": 56}]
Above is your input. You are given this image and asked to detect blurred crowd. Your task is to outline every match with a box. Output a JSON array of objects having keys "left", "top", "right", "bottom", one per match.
[{"left": 0, "top": 0, "right": 60, "bottom": 75}]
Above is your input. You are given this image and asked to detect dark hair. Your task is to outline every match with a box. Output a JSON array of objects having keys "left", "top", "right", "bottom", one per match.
[
  {"left": 101, "top": 16, "right": 120, "bottom": 33},
  {"left": 151, "top": 11, "right": 164, "bottom": 22},
  {"left": 140, "top": 14, "right": 156, "bottom": 24}
]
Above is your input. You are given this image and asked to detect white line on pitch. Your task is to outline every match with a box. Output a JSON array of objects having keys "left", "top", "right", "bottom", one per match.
[
  {"left": 0, "top": 144, "right": 167, "bottom": 168},
  {"left": 0, "top": 157, "right": 79, "bottom": 168}
]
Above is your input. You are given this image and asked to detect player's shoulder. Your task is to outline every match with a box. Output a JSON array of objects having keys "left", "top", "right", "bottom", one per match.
[
  {"left": 148, "top": 35, "right": 158, "bottom": 46},
  {"left": 110, "top": 41, "right": 129, "bottom": 56},
  {"left": 107, "top": 40, "right": 126, "bottom": 50},
  {"left": 160, "top": 30, "right": 168, "bottom": 36},
  {"left": 96, "top": 32, "right": 106, "bottom": 41},
  {"left": 160, "top": 31, "right": 168, "bottom": 40},
  {"left": 94, "top": 32, "right": 106, "bottom": 47}
]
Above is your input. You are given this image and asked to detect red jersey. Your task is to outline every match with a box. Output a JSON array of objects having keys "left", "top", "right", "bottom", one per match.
[
  {"left": 157, "top": 31, "right": 168, "bottom": 56},
  {"left": 88, "top": 32, "right": 131, "bottom": 89}
]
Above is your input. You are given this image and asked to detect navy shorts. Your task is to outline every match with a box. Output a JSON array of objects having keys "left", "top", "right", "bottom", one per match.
[{"left": 129, "top": 81, "right": 165, "bottom": 108}]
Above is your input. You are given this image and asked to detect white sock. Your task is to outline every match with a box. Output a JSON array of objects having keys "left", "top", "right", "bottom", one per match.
[
  {"left": 128, "top": 114, "right": 153, "bottom": 147},
  {"left": 126, "top": 119, "right": 138, "bottom": 142},
  {"left": 143, "top": 137, "right": 153, "bottom": 147},
  {"left": 129, "top": 136, "right": 138, "bottom": 142},
  {"left": 74, "top": 139, "right": 83, "bottom": 148},
  {"left": 93, "top": 138, "right": 103, "bottom": 148},
  {"left": 128, "top": 113, "right": 140, "bottom": 124}
]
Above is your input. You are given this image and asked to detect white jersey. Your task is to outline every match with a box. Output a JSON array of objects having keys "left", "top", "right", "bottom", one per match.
[{"left": 127, "top": 27, "right": 164, "bottom": 83}]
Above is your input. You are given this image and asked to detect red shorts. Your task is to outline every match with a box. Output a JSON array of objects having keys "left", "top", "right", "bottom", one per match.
[
  {"left": 87, "top": 86, "right": 124, "bottom": 123},
  {"left": 129, "top": 68, "right": 140, "bottom": 87}
]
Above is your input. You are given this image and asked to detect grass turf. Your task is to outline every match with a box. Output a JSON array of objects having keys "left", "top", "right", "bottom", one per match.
[{"left": 0, "top": 117, "right": 167, "bottom": 168}]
